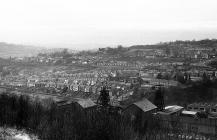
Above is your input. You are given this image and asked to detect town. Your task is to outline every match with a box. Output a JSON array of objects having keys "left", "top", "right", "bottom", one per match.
[{"left": 1, "top": 39, "right": 217, "bottom": 140}]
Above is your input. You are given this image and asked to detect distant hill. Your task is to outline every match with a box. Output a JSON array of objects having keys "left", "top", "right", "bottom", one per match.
[
  {"left": 0, "top": 57, "right": 9, "bottom": 65},
  {"left": 129, "top": 39, "right": 217, "bottom": 50},
  {"left": 128, "top": 44, "right": 167, "bottom": 50},
  {"left": 38, "top": 48, "right": 78, "bottom": 54},
  {"left": 0, "top": 42, "right": 42, "bottom": 58}
]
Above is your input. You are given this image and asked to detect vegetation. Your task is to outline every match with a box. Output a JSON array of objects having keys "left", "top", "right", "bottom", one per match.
[
  {"left": 208, "top": 59, "right": 217, "bottom": 68},
  {"left": 1, "top": 91, "right": 198, "bottom": 140},
  {"left": 129, "top": 39, "right": 217, "bottom": 49},
  {"left": 0, "top": 92, "right": 153, "bottom": 140},
  {"left": 164, "top": 79, "right": 217, "bottom": 107}
]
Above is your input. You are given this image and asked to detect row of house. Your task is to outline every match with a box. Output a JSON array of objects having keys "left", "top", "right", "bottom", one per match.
[
  {"left": 187, "top": 103, "right": 217, "bottom": 116},
  {"left": 142, "top": 78, "right": 179, "bottom": 87},
  {"left": 97, "top": 62, "right": 144, "bottom": 68}
]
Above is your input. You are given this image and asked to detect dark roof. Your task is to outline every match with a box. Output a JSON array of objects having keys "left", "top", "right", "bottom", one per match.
[
  {"left": 132, "top": 98, "right": 157, "bottom": 112},
  {"left": 56, "top": 98, "right": 96, "bottom": 109},
  {"left": 56, "top": 99, "right": 73, "bottom": 107}
]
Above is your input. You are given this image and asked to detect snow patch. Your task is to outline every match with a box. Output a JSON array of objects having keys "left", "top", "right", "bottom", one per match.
[{"left": 14, "top": 134, "right": 31, "bottom": 140}]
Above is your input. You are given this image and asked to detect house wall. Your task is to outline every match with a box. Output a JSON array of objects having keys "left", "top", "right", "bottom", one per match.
[{"left": 123, "top": 105, "right": 155, "bottom": 130}]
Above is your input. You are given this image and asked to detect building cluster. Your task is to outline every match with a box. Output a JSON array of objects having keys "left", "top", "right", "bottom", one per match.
[
  {"left": 52, "top": 92, "right": 217, "bottom": 139},
  {"left": 1, "top": 61, "right": 217, "bottom": 102},
  {"left": 187, "top": 103, "right": 217, "bottom": 117},
  {"left": 122, "top": 99, "right": 217, "bottom": 138},
  {"left": 1, "top": 41, "right": 217, "bottom": 139},
  {"left": 156, "top": 105, "right": 217, "bottom": 138}
]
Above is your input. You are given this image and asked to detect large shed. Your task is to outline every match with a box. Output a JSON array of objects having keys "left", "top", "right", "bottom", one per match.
[
  {"left": 123, "top": 98, "right": 157, "bottom": 132},
  {"left": 57, "top": 98, "right": 97, "bottom": 114}
]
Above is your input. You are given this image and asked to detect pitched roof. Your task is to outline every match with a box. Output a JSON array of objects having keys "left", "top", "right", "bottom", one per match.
[
  {"left": 56, "top": 99, "right": 73, "bottom": 107},
  {"left": 56, "top": 98, "right": 96, "bottom": 109},
  {"left": 165, "top": 105, "right": 184, "bottom": 112},
  {"left": 76, "top": 98, "right": 96, "bottom": 108},
  {"left": 133, "top": 98, "right": 157, "bottom": 112}
]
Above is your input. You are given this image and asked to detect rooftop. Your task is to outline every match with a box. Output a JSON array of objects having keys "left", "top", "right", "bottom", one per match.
[
  {"left": 133, "top": 98, "right": 157, "bottom": 113},
  {"left": 75, "top": 98, "right": 96, "bottom": 108},
  {"left": 158, "top": 105, "right": 184, "bottom": 115},
  {"left": 56, "top": 98, "right": 96, "bottom": 109},
  {"left": 182, "top": 110, "right": 197, "bottom": 116}
]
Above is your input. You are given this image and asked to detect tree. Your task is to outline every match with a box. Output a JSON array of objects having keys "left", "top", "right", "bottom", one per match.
[
  {"left": 117, "top": 45, "right": 123, "bottom": 51},
  {"left": 163, "top": 72, "right": 170, "bottom": 80},
  {"left": 156, "top": 73, "right": 163, "bottom": 79},
  {"left": 62, "top": 48, "right": 68, "bottom": 55},
  {"left": 176, "top": 72, "right": 185, "bottom": 84},
  {"left": 62, "top": 86, "right": 68, "bottom": 93},
  {"left": 154, "top": 87, "right": 165, "bottom": 111},
  {"left": 212, "top": 71, "right": 216, "bottom": 78},
  {"left": 202, "top": 72, "right": 209, "bottom": 82},
  {"left": 165, "top": 47, "right": 170, "bottom": 56},
  {"left": 97, "top": 86, "right": 110, "bottom": 107}
]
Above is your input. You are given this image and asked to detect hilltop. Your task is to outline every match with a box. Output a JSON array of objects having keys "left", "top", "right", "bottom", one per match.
[
  {"left": 1, "top": 39, "right": 217, "bottom": 59},
  {"left": 0, "top": 42, "right": 42, "bottom": 58},
  {"left": 129, "top": 39, "right": 217, "bottom": 49}
]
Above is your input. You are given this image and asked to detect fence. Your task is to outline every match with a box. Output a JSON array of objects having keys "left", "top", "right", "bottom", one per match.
[{"left": 156, "top": 116, "right": 217, "bottom": 140}]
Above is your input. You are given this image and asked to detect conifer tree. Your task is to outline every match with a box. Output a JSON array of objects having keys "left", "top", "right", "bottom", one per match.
[
  {"left": 154, "top": 86, "right": 165, "bottom": 111},
  {"left": 97, "top": 86, "right": 110, "bottom": 107}
]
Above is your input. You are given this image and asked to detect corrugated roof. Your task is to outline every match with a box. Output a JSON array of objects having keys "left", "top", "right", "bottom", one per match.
[
  {"left": 133, "top": 98, "right": 157, "bottom": 112},
  {"left": 165, "top": 105, "right": 184, "bottom": 112},
  {"left": 182, "top": 110, "right": 197, "bottom": 115},
  {"left": 163, "top": 105, "right": 184, "bottom": 114},
  {"left": 158, "top": 105, "right": 184, "bottom": 115}
]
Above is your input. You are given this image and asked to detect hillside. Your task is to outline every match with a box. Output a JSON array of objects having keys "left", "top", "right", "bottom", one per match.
[
  {"left": 0, "top": 58, "right": 9, "bottom": 65},
  {"left": 129, "top": 39, "right": 217, "bottom": 50},
  {"left": 0, "top": 42, "right": 42, "bottom": 58}
]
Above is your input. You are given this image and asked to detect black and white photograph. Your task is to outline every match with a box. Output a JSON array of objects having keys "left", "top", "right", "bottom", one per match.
[{"left": 1, "top": 0, "right": 217, "bottom": 140}]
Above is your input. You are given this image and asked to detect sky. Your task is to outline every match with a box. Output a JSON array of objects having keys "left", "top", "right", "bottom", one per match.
[{"left": 0, "top": 0, "right": 217, "bottom": 49}]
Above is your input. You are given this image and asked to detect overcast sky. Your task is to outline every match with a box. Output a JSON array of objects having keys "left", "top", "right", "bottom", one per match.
[{"left": 1, "top": 0, "right": 217, "bottom": 49}]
